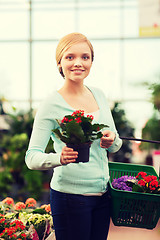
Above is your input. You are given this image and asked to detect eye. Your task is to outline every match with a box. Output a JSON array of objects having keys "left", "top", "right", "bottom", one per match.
[
  {"left": 82, "top": 55, "right": 90, "bottom": 60},
  {"left": 66, "top": 55, "right": 73, "bottom": 60}
]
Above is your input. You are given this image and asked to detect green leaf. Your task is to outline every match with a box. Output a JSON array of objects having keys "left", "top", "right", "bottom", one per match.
[
  {"left": 66, "top": 121, "right": 85, "bottom": 143},
  {"left": 52, "top": 129, "right": 70, "bottom": 143},
  {"left": 81, "top": 121, "right": 92, "bottom": 134},
  {"left": 90, "top": 132, "right": 103, "bottom": 141},
  {"left": 33, "top": 208, "right": 47, "bottom": 215},
  {"left": 92, "top": 123, "right": 108, "bottom": 132},
  {"left": 132, "top": 184, "right": 144, "bottom": 193}
]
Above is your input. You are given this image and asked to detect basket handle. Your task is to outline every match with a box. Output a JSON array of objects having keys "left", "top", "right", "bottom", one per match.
[{"left": 120, "top": 136, "right": 160, "bottom": 144}]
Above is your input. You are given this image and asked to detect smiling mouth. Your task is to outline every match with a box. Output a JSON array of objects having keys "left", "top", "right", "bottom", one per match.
[{"left": 71, "top": 69, "right": 85, "bottom": 72}]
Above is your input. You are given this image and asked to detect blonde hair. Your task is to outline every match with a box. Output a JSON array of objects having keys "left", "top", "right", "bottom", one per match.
[{"left": 56, "top": 32, "right": 94, "bottom": 77}]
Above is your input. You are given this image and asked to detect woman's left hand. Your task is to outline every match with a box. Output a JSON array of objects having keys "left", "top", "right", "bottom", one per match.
[{"left": 100, "top": 130, "right": 116, "bottom": 149}]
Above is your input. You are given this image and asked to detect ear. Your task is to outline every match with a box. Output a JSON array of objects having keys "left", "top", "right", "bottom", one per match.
[
  {"left": 58, "top": 63, "right": 64, "bottom": 78},
  {"left": 58, "top": 65, "right": 62, "bottom": 73}
]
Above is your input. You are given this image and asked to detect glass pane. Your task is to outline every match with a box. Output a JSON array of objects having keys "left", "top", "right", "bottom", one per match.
[
  {"left": 32, "top": 42, "right": 63, "bottom": 100},
  {"left": 79, "top": 1, "right": 120, "bottom": 8},
  {"left": 79, "top": 9, "right": 121, "bottom": 38},
  {"left": 0, "top": 43, "right": 29, "bottom": 101},
  {"left": 123, "top": 101, "right": 153, "bottom": 137},
  {"left": 123, "top": 7, "right": 139, "bottom": 37},
  {"left": 123, "top": 40, "right": 160, "bottom": 100},
  {"left": 0, "top": 11, "right": 28, "bottom": 39},
  {"left": 0, "top": 0, "right": 27, "bottom": 2},
  {"left": 33, "top": 10, "right": 75, "bottom": 39}
]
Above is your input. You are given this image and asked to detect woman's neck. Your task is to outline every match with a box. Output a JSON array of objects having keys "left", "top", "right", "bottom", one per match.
[{"left": 59, "top": 81, "right": 87, "bottom": 96}]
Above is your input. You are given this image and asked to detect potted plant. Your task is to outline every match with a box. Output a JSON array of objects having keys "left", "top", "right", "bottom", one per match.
[{"left": 52, "top": 110, "right": 108, "bottom": 163}]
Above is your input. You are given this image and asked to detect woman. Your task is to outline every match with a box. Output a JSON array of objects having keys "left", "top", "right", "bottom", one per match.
[{"left": 25, "top": 32, "right": 122, "bottom": 240}]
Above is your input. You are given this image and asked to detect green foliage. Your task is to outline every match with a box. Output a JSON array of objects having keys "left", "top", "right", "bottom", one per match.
[
  {"left": 140, "top": 114, "right": 160, "bottom": 150},
  {"left": 23, "top": 167, "right": 43, "bottom": 200},
  {"left": 140, "top": 82, "right": 160, "bottom": 151},
  {"left": 8, "top": 109, "right": 34, "bottom": 137},
  {"left": 1, "top": 133, "right": 28, "bottom": 171},
  {"left": 0, "top": 168, "right": 13, "bottom": 198},
  {"left": 148, "top": 83, "right": 160, "bottom": 111},
  {"left": 0, "top": 108, "right": 53, "bottom": 201},
  {"left": 111, "top": 102, "right": 135, "bottom": 162}
]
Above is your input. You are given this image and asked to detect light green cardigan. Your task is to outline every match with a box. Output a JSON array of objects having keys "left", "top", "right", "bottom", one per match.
[{"left": 25, "top": 86, "right": 122, "bottom": 194}]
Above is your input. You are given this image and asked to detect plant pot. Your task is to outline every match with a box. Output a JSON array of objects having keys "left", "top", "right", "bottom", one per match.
[{"left": 67, "top": 142, "right": 92, "bottom": 163}]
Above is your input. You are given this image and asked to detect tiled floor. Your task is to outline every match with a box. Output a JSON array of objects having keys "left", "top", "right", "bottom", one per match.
[
  {"left": 108, "top": 219, "right": 160, "bottom": 240},
  {"left": 50, "top": 219, "right": 160, "bottom": 240}
]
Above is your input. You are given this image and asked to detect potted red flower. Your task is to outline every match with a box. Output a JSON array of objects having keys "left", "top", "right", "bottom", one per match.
[{"left": 52, "top": 110, "right": 108, "bottom": 163}]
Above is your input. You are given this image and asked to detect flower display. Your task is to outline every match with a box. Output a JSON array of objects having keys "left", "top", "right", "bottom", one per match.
[
  {"left": 112, "top": 171, "right": 160, "bottom": 194},
  {"left": 0, "top": 218, "right": 27, "bottom": 240},
  {"left": 0, "top": 197, "right": 53, "bottom": 240},
  {"left": 52, "top": 110, "right": 108, "bottom": 144},
  {"left": 25, "top": 198, "right": 37, "bottom": 208},
  {"left": 112, "top": 175, "right": 136, "bottom": 191},
  {"left": 14, "top": 202, "right": 26, "bottom": 211},
  {"left": 40, "top": 204, "right": 51, "bottom": 213},
  {"left": 132, "top": 171, "right": 160, "bottom": 194},
  {"left": 2, "top": 198, "right": 14, "bottom": 206}
]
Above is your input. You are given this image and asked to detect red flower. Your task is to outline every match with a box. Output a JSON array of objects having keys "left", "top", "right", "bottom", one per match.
[
  {"left": 150, "top": 180, "right": 159, "bottom": 188},
  {"left": 151, "top": 175, "right": 157, "bottom": 180},
  {"left": 75, "top": 117, "right": 82, "bottom": 123},
  {"left": 14, "top": 202, "right": 26, "bottom": 211},
  {"left": 25, "top": 198, "right": 37, "bottom": 207},
  {"left": 40, "top": 204, "right": 51, "bottom": 212},
  {"left": 21, "top": 232, "right": 27, "bottom": 237},
  {"left": 143, "top": 175, "right": 152, "bottom": 183},
  {"left": 87, "top": 114, "right": 94, "bottom": 120},
  {"left": 149, "top": 186, "right": 156, "bottom": 191},
  {"left": 2, "top": 197, "right": 14, "bottom": 206},
  {"left": 138, "top": 179, "right": 146, "bottom": 186},
  {"left": 0, "top": 218, "right": 5, "bottom": 224},
  {"left": 10, "top": 219, "right": 25, "bottom": 230},
  {"left": 72, "top": 110, "right": 84, "bottom": 117},
  {"left": 61, "top": 116, "right": 69, "bottom": 123},
  {"left": 136, "top": 172, "right": 147, "bottom": 179}
]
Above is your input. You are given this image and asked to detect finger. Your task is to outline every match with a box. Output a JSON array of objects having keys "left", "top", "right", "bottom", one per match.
[
  {"left": 100, "top": 140, "right": 112, "bottom": 148},
  {"left": 61, "top": 156, "right": 77, "bottom": 165},
  {"left": 64, "top": 147, "right": 78, "bottom": 155},
  {"left": 64, "top": 154, "right": 78, "bottom": 160},
  {"left": 65, "top": 158, "right": 77, "bottom": 164},
  {"left": 65, "top": 151, "right": 78, "bottom": 156},
  {"left": 63, "top": 151, "right": 78, "bottom": 159},
  {"left": 62, "top": 153, "right": 78, "bottom": 164}
]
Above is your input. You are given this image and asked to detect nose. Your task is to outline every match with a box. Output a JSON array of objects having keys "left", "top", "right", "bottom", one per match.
[{"left": 74, "top": 58, "right": 82, "bottom": 67}]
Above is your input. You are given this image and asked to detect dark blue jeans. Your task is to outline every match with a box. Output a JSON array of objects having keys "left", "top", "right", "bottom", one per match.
[{"left": 50, "top": 188, "right": 111, "bottom": 240}]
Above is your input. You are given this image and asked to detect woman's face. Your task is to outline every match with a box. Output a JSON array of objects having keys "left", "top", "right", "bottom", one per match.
[{"left": 59, "top": 42, "right": 92, "bottom": 82}]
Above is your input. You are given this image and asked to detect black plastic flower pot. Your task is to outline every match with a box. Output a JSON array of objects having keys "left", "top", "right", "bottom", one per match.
[{"left": 67, "top": 142, "right": 92, "bottom": 163}]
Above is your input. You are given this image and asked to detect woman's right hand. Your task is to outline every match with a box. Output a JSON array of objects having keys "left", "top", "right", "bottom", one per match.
[{"left": 60, "top": 146, "right": 78, "bottom": 165}]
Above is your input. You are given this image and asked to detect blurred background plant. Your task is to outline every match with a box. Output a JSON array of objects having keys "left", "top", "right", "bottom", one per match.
[
  {"left": 139, "top": 82, "right": 160, "bottom": 152},
  {"left": 0, "top": 104, "right": 54, "bottom": 201},
  {"left": 110, "top": 102, "right": 135, "bottom": 163}
]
